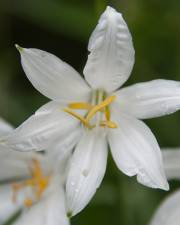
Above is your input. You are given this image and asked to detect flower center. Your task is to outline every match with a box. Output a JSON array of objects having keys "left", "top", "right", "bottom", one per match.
[
  {"left": 12, "top": 159, "right": 50, "bottom": 207},
  {"left": 64, "top": 89, "right": 117, "bottom": 129}
]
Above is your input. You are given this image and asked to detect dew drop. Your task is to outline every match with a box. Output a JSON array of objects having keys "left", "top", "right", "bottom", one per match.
[
  {"left": 82, "top": 169, "right": 89, "bottom": 177},
  {"left": 71, "top": 182, "right": 75, "bottom": 186},
  {"left": 135, "top": 94, "right": 142, "bottom": 99},
  {"left": 75, "top": 189, "right": 79, "bottom": 193}
]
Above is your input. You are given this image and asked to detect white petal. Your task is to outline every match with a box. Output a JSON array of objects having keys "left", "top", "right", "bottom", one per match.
[
  {"left": 5, "top": 102, "right": 79, "bottom": 151},
  {"left": 150, "top": 189, "right": 180, "bottom": 225},
  {"left": 35, "top": 100, "right": 63, "bottom": 115},
  {"left": 14, "top": 187, "right": 69, "bottom": 225},
  {"left": 84, "top": 6, "right": 135, "bottom": 92},
  {"left": 17, "top": 46, "right": 90, "bottom": 102},
  {"left": 45, "top": 187, "right": 69, "bottom": 225},
  {"left": 48, "top": 126, "right": 82, "bottom": 161},
  {"left": 115, "top": 79, "right": 180, "bottom": 119},
  {"left": 108, "top": 111, "right": 169, "bottom": 190},
  {"left": 66, "top": 130, "right": 108, "bottom": 216},
  {"left": 0, "top": 118, "right": 13, "bottom": 136},
  {"left": 0, "top": 184, "right": 22, "bottom": 224},
  {"left": 0, "top": 146, "right": 36, "bottom": 181},
  {"left": 162, "top": 148, "right": 180, "bottom": 180}
]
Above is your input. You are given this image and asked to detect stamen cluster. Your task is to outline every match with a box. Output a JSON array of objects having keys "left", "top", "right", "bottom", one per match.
[
  {"left": 64, "top": 90, "right": 117, "bottom": 129},
  {"left": 12, "top": 159, "right": 50, "bottom": 207}
]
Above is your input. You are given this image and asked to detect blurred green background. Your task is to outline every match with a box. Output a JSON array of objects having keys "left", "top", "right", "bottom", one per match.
[{"left": 0, "top": 0, "right": 180, "bottom": 225}]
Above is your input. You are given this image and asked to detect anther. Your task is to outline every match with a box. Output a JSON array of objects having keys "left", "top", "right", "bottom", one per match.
[
  {"left": 105, "top": 106, "right": 111, "bottom": 121},
  {"left": 24, "top": 198, "right": 33, "bottom": 207},
  {"left": 68, "top": 102, "right": 93, "bottom": 110},
  {"left": 100, "top": 120, "right": 118, "bottom": 128}
]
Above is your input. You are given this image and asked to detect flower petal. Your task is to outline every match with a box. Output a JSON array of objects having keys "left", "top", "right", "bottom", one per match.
[
  {"left": 108, "top": 111, "right": 169, "bottom": 190},
  {"left": 5, "top": 102, "right": 79, "bottom": 151},
  {"left": 84, "top": 6, "right": 135, "bottom": 92},
  {"left": 14, "top": 187, "right": 69, "bottom": 225},
  {"left": 48, "top": 126, "right": 82, "bottom": 161},
  {"left": 150, "top": 189, "right": 180, "bottom": 225},
  {"left": 35, "top": 101, "right": 63, "bottom": 115},
  {"left": 162, "top": 148, "right": 180, "bottom": 180},
  {"left": 66, "top": 130, "right": 108, "bottom": 216},
  {"left": 115, "top": 79, "right": 180, "bottom": 119},
  {"left": 0, "top": 184, "right": 22, "bottom": 224},
  {"left": 0, "top": 118, "right": 13, "bottom": 136},
  {"left": 17, "top": 46, "right": 90, "bottom": 102},
  {"left": 0, "top": 146, "right": 36, "bottom": 181}
]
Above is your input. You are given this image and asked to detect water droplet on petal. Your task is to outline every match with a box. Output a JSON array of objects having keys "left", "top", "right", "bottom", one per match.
[
  {"left": 75, "top": 188, "right": 79, "bottom": 193},
  {"left": 71, "top": 182, "right": 75, "bottom": 186},
  {"left": 82, "top": 169, "right": 89, "bottom": 177}
]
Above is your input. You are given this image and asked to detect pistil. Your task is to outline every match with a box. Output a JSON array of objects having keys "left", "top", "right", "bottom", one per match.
[{"left": 86, "top": 95, "right": 116, "bottom": 122}]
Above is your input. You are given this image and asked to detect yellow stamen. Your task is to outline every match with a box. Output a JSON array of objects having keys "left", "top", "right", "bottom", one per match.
[
  {"left": 64, "top": 94, "right": 117, "bottom": 129},
  {"left": 11, "top": 159, "right": 50, "bottom": 207},
  {"left": 100, "top": 120, "right": 118, "bottom": 128},
  {"left": 64, "top": 108, "right": 91, "bottom": 128},
  {"left": 31, "top": 158, "right": 42, "bottom": 178},
  {"left": 36, "top": 177, "right": 50, "bottom": 199},
  {"left": 105, "top": 106, "right": 111, "bottom": 121},
  {"left": 24, "top": 198, "right": 33, "bottom": 207},
  {"left": 68, "top": 102, "right": 93, "bottom": 110},
  {"left": 86, "top": 95, "right": 116, "bottom": 122}
]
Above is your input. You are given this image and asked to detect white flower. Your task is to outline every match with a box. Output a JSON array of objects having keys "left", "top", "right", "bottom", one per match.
[
  {"left": 149, "top": 189, "right": 180, "bottom": 225},
  {"left": 149, "top": 148, "right": 180, "bottom": 225},
  {"left": 5, "top": 5, "right": 180, "bottom": 216},
  {"left": 162, "top": 148, "right": 180, "bottom": 180},
  {"left": 0, "top": 119, "right": 69, "bottom": 225}
]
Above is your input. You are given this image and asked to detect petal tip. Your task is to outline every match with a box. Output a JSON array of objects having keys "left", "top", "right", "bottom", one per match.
[
  {"left": 106, "top": 5, "right": 114, "bottom": 10},
  {"left": 105, "top": 6, "right": 122, "bottom": 16},
  {"left": 15, "top": 44, "right": 23, "bottom": 52},
  {"left": 162, "top": 181, "right": 170, "bottom": 191},
  {"left": 156, "top": 178, "right": 169, "bottom": 191},
  {"left": 105, "top": 6, "right": 115, "bottom": 15}
]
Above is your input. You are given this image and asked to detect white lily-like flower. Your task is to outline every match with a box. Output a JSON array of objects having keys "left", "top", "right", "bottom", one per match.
[
  {"left": 0, "top": 119, "right": 69, "bottom": 225},
  {"left": 5, "top": 5, "right": 180, "bottom": 216}
]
